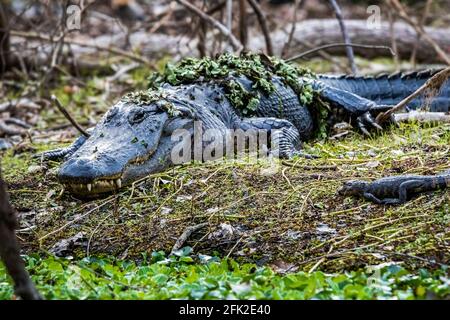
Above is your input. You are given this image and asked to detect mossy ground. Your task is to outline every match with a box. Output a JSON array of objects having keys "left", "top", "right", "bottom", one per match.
[{"left": 1, "top": 57, "right": 449, "bottom": 298}]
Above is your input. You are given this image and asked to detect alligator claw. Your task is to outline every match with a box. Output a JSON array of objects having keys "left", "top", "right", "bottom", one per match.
[
  {"left": 389, "top": 113, "right": 400, "bottom": 128},
  {"left": 356, "top": 119, "right": 371, "bottom": 136},
  {"left": 357, "top": 111, "right": 384, "bottom": 135}
]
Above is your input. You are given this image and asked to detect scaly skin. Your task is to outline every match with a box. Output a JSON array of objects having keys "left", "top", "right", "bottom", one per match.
[
  {"left": 338, "top": 173, "right": 450, "bottom": 205},
  {"left": 39, "top": 68, "right": 450, "bottom": 197}
]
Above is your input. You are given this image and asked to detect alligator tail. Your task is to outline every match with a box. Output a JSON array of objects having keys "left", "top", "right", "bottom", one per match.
[{"left": 318, "top": 69, "right": 450, "bottom": 112}]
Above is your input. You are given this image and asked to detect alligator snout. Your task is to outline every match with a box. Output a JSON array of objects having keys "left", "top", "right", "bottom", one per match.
[{"left": 58, "top": 155, "right": 124, "bottom": 195}]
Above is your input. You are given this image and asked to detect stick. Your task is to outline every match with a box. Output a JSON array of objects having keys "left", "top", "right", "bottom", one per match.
[
  {"left": 375, "top": 67, "right": 450, "bottom": 124},
  {"left": 387, "top": 0, "right": 450, "bottom": 65},
  {"left": 238, "top": 0, "right": 248, "bottom": 50},
  {"left": 0, "top": 173, "right": 42, "bottom": 300},
  {"left": 175, "top": 0, "right": 242, "bottom": 52},
  {"left": 171, "top": 222, "right": 208, "bottom": 254},
  {"left": 388, "top": 11, "right": 399, "bottom": 70},
  {"left": 247, "top": 0, "right": 273, "bottom": 56},
  {"left": 410, "top": 0, "right": 433, "bottom": 67},
  {"left": 281, "top": 0, "right": 303, "bottom": 58},
  {"left": 287, "top": 43, "right": 395, "bottom": 62},
  {"left": 226, "top": 0, "right": 233, "bottom": 51},
  {"left": 51, "top": 95, "right": 90, "bottom": 138},
  {"left": 328, "top": 0, "right": 357, "bottom": 73}
]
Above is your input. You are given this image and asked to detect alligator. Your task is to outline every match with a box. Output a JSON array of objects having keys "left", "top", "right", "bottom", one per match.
[
  {"left": 338, "top": 172, "right": 450, "bottom": 205},
  {"left": 40, "top": 53, "right": 450, "bottom": 197}
]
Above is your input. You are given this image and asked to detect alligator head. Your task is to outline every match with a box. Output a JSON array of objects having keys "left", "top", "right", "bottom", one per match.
[
  {"left": 337, "top": 180, "right": 369, "bottom": 196},
  {"left": 58, "top": 98, "right": 195, "bottom": 197}
]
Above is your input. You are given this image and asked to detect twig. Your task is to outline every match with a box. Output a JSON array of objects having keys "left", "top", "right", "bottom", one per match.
[
  {"left": 287, "top": 43, "right": 395, "bottom": 62},
  {"left": 281, "top": 161, "right": 337, "bottom": 170},
  {"left": 388, "top": 11, "right": 399, "bottom": 71},
  {"left": 226, "top": 0, "right": 233, "bottom": 51},
  {"left": 328, "top": 0, "right": 357, "bottom": 73},
  {"left": 376, "top": 67, "right": 450, "bottom": 124},
  {"left": 410, "top": 0, "right": 433, "bottom": 67},
  {"left": 387, "top": 0, "right": 450, "bottom": 65},
  {"left": 149, "top": 1, "right": 175, "bottom": 33},
  {"left": 247, "top": 0, "right": 273, "bottom": 55},
  {"left": 10, "top": 30, "right": 155, "bottom": 67},
  {"left": 296, "top": 39, "right": 351, "bottom": 72},
  {"left": 238, "top": 0, "right": 248, "bottom": 50},
  {"left": 51, "top": 95, "right": 90, "bottom": 138},
  {"left": 38, "top": 197, "right": 115, "bottom": 242},
  {"left": 171, "top": 222, "right": 209, "bottom": 254},
  {"left": 175, "top": 0, "right": 242, "bottom": 52},
  {"left": 281, "top": 0, "right": 303, "bottom": 58}
]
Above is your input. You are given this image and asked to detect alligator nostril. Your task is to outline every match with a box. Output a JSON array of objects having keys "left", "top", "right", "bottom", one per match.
[
  {"left": 58, "top": 158, "right": 100, "bottom": 183},
  {"left": 58, "top": 155, "right": 123, "bottom": 184}
]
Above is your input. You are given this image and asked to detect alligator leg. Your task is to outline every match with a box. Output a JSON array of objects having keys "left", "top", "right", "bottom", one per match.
[
  {"left": 237, "top": 117, "right": 314, "bottom": 159},
  {"left": 379, "top": 180, "right": 426, "bottom": 205},
  {"left": 362, "top": 192, "right": 382, "bottom": 204},
  {"left": 312, "top": 80, "right": 386, "bottom": 134},
  {"left": 35, "top": 134, "right": 88, "bottom": 161}
]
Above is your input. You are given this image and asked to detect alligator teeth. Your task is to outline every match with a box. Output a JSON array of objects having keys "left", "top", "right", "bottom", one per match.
[
  {"left": 116, "top": 179, "right": 122, "bottom": 188},
  {"left": 87, "top": 184, "right": 92, "bottom": 192}
]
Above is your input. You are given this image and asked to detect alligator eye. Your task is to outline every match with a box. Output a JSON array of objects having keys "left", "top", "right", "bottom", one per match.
[
  {"left": 106, "top": 107, "right": 119, "bottom": 123},
  {"left": 128, "top": 109, "right": 148, "bottom": 124}
]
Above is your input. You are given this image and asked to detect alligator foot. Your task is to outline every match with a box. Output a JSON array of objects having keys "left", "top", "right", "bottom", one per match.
[
  {"left": 356, "top": 111, "right": 383, "bottom": 136},
  {"left": 34, "top": 134, "right": 88, "bottom": 161}
]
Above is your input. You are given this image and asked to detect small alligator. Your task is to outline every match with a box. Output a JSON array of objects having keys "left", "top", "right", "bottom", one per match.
[
  {"left": 40, "top": 53, "right": 450, "bottom": 197},
  {"left": 338, "top": 172, "right": 450, "bottom": 205}
]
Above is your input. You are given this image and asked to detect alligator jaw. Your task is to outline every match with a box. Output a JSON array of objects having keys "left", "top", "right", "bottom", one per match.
[
  {"left": 64, "top": 178, "right": 123, "bottom": 196},
  {"left": 60, "top": 136, "right": 174, "bottom": 197}
]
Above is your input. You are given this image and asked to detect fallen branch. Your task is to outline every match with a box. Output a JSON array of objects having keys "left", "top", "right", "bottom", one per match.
[
  {"left": 376, "top": 67, "right": 450, "bottom": 124},
  {"left": 175, "top": 0, "right": 243, "bottom": 52},
  {"left": 0, "top": 98, "right": 41, "bottom": 113},
  {"left": 0, "top": 172, "right": 42, "bottom": 300},
  {"left": 394, "top": 111, "right": 450, "bottom": 124},
  {"left": 247, "top": 0, "right": 273, "bottom": 55},
  {"left": 249, "top": 19, "right": 450, "bottom": 63},
  {"left": 0, "top": 120, "right": 26, "bottom": 136},
  {"left": 51, "top": 95, "right": 90, "bottom": 138},
  {"left": 387, "top": 0, "right": 450, "bottom": 65},
  {"left": 328, "top": 0, "right": 357, "bottom": 73},
  {"left": 171, "top": 222, "right": 209, "bottom": 254},
  {"left": 10, "top": 30, "right": 155, "bottom": 67},
  {"left": 287, "top": 43, "right": 395, "bottom": 62}
]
